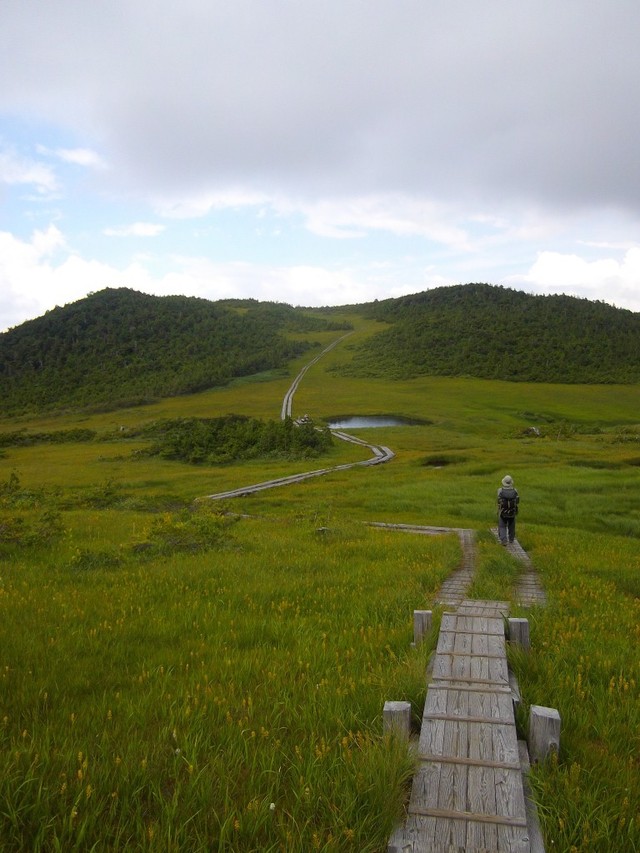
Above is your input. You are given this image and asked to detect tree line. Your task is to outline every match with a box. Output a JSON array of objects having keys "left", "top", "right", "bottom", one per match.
[
  {"left": 339, "top": 283, "right": 640, "bottom": 384},
  {"left": 0, "top": 289, "right": 350, "bottom": 414},
  {"left": 3, "top": 284, "right": 638, "bottom": 420}
]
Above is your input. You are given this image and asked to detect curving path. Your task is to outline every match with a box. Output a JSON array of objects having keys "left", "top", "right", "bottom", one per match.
[
  {"left": 280, "top": 333, "right": 352, "bottom": 420},
  {"left": 200, "top": 339, "right": 546, "bottom": 608},
  {"left": 368, "top": 522, "right": 545, "bottom": 608},
  {"left": 202, "top": 335, "right": 395, "bottom": 501}
]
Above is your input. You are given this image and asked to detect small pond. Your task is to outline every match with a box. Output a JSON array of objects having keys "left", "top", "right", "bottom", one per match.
[{"left": 326, "top": 415, "right": 423, "bottom": 429}]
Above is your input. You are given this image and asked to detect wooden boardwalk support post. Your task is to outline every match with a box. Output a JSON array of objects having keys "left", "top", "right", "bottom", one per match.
[
  {"left": 528, "top": 704, "right": 561, "bottom": 763},
  {"left": 508, "top": 617, "right": 530, "bottom": 650},
  {"left": 383, "top": 701, "right": 412, "bottom": 741},
  {"left": 413, "top": 609, "right": 433, "bottom": 646}
]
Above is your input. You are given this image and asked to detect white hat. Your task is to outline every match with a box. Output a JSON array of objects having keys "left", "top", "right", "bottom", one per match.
[{"left": 501, "top": 475, "right": 514, "bottom": 488}]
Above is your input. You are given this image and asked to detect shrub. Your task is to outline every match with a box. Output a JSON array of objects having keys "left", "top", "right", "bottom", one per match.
[{"left": 134, "top": 504, "right": 236, "bottom": 556}]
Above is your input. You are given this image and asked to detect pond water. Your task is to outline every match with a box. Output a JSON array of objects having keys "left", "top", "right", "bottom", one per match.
[{"left": 327, "top": 415, "right": 419, "bottom": 429}]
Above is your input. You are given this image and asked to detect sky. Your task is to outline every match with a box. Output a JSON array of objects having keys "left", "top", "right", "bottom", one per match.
[{"left": 2, "top": 1, "right": 640, "bottom": 332}]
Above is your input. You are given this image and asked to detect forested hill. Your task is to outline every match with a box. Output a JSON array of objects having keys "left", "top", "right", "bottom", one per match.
[
  {"left": 342, "top": 283, "right": 640, "bottom": 384},
  {"left": 0, "top": 288, "right": 349, "bottom": 414},
  {"left": 2, "top": 283, "right": 638, "bottom": 416}
]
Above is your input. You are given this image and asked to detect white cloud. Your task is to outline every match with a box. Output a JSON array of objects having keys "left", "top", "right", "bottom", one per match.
[
  {"left": 0, "top": 224, "right": 413, "bottom": 331},
  {"left": 3, "top": 218, "right": 640, "bottom": 336},
  {"left": 2, "top": 2, "right": 640, "bottom": 329},
  {"left": 506, "top": 248, "right": 640, "bottom": 311},
  {"left": 54, "top": 147, "right": 107, "bottom": 169},
  {"left": 154, "top": 189, "right": 270, "bottom": 220},
  {"left": 0, "top": 226, "right": 149, "bottom": 331},
  {"left": 166, "top": 257, "right": 381, "bottom": 307},
  {"left": 296, "top": 196, "right": 472, "bottom": 248},
  {"left": 153, "top": 189, "right": 474, "bottom": 250},
  {"left": 103, "top": 222, "right": 166, "bottom": 237},
  {"left": 0, "top": 145, "right": 58, "bottom": 193},
  {"left": 5, "top": 2, "right": 639, "bottom": 210},
  {"left": 31, "top": 223, "right": 67, "bottom": 256}
]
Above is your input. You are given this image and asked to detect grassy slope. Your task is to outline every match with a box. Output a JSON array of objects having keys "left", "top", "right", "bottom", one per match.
[{"left": 1, "top": 320, "right": 640, "bottom": 851}]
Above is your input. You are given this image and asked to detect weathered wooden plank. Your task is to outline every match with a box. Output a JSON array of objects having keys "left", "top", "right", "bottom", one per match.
[
  {"left": 494, "top": 767, "right": 528, "bottom": 826},
  {"left": 408, "top": 758, "right": 453, "bottom": 813},
  {"left": 390, "top": 598, "right": 533, "bottom": 852},
  {"left": 430, "top": 672, "right": 510, "bottom": 687},
  {"left": 452, "top": 614, "right": 506, "bottom": 633},
  {"left": 488, "top": 721, "right": 521, "bottom": 767},
  {"left": 432, "top": 651, "right": 509, "bottom": 683},
  {"left": 457, "top": 599, "right": 510, "bottom": 617},
  {"left": 389, "top": 815, "right": 531, "bottom": 852},
  {"left": 467, "top": 688, "right": 514, "bottom": 722},
  {"left": 418, "top": 715, "right": 446, "bottom": 758},
  {"left": 418, "top": 719, "right": 519, "bottom": 766},
  {"left": 468, "top": 720, "right": 501, "bottom": 768},
  {"left": 418, "top": 753, "right": 521, "bottom": 770},
  {"left": 436, "top": 630, "right": 506, "bottom": 657},
  {"left": 425, "top": 681, "right": 512, "bottom": 694},
  {"left": 409, "top": 806, "right": 528, "bottom": 829},
  {"left": 425, "top": 713, "right": 513, "bottom": 725},
  {"left": 423, "top": 683, "right": 515, "bottom": 724},
  {"left": 466, "top": 763, "right": 498, "bottom": 835}
]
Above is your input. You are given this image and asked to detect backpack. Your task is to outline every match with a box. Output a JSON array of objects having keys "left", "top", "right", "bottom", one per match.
[{"left": 499, "top": 491, "right": 519, "bottom": 518}]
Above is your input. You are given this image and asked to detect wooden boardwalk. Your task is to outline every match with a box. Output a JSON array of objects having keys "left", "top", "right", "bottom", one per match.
[
  {"left": 370, "top": 524, "right": 545, "bottom": 611},
  {"left": 435, "top": 529, "right": 477, "bottom": 608},
  {"left": 490, "top": 529, "right": 546, "bottom": 608},
  {"left": 389, "top": 600, "right": 533, "bottom": 852}
]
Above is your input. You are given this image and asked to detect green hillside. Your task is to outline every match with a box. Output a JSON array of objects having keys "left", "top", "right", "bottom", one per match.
[
  {"left": 2, "top": 283, "right": 640, "bottom": 419},
  {"left": 342, "top": 283, "right": 640, "bottom": 383},
  {"left": 0, "top": 289, "right": 349, "bottom": 415},
  {"left": 1, "top": 316, "right": 640, "bottom": 850}
]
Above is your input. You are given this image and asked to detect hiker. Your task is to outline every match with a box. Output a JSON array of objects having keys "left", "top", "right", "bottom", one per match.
[{"left": 497, "top": 474, "right": 519, "bottom": 545}]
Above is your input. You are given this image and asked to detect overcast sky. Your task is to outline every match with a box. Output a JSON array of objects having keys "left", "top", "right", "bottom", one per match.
[{"left": 2, "top": 0, "right": 640, "bottom": 331}]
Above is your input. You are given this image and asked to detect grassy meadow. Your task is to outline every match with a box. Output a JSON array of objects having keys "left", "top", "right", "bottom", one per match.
[{"left": 2, "top": 326, "right": 640, "bottom": 851}]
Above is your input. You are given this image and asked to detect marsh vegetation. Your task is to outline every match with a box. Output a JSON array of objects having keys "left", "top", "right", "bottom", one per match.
[{"left": 1, "top": 294, "right": 639, "bottom": 851}]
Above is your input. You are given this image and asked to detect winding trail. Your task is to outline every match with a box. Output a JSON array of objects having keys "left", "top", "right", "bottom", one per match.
[
  {"left": 201, "top": 335, "right": 547, "bottom": 849},
  {"left": 201, "top": 337, "right": 546, "bottom": 608},
  {"left": 368, "top": 522, "right": 545, "bottom": 608},
  {"left": 280, "top": 333, "right": 352, "bottom": 420},
  {"left": 202, "top": 335, "right": 395, "bottom": 501}
]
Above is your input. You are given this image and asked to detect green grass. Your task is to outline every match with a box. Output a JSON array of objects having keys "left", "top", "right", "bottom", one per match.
[
  {"left": 508, "top": 527, "right": 640, "bottom": 852},
  {"left": 2, "top": 334, "right": 640, "bottom": 851},
  {"left": 0, "top": 514, "right": 457, "bottom": 851}
]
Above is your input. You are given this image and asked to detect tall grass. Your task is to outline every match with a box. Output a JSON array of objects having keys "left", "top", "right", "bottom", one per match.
[
  {"left": 2, "top": 337, "right": 640, "bottom": 850},
  {"left": 0, "top": 505, "right": 459, "bottom": 850},
  {"left": 509, "top": 528, "right": 640, "bottom": 852}
]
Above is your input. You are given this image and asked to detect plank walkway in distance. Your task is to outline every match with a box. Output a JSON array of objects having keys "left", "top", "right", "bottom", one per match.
[
  {"left": 491, "top": 529, "right": 547, "bottom": 608},
  {"left": 369, "top": 524, "right": 544, "bottom": 611},
  {"left": 389, "top": 600, "right": 533, "bottom": 853},
  {"left": 366, "top": 524, "right": 477, "bottom": 609},
  {"left": 435, "top": 528, "right": 477, "bottom": 609}
]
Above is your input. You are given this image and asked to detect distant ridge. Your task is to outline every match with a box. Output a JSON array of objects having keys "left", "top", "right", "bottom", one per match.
[
  {"left": 2, "top": 283, "right": 639, "bottom": 416},
  {"left": 0, "top": 288, "right": 348, "bottom": 415},
  {"left": 342, "top": 283, "right": 640, "bottom": 384}
]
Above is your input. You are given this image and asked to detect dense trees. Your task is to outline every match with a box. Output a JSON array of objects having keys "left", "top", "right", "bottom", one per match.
[
  {"left": 343, "top": 284, "right": 640, "bottom": 383},
  {"left": 2, "top": 284, "right": 639, "bottom": 420},
  {"left": 0, "top": 289, "right": 349, "bottom": 414},
  {"left": 139, "top": 415, "right": 333, "bottom": 465}
]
